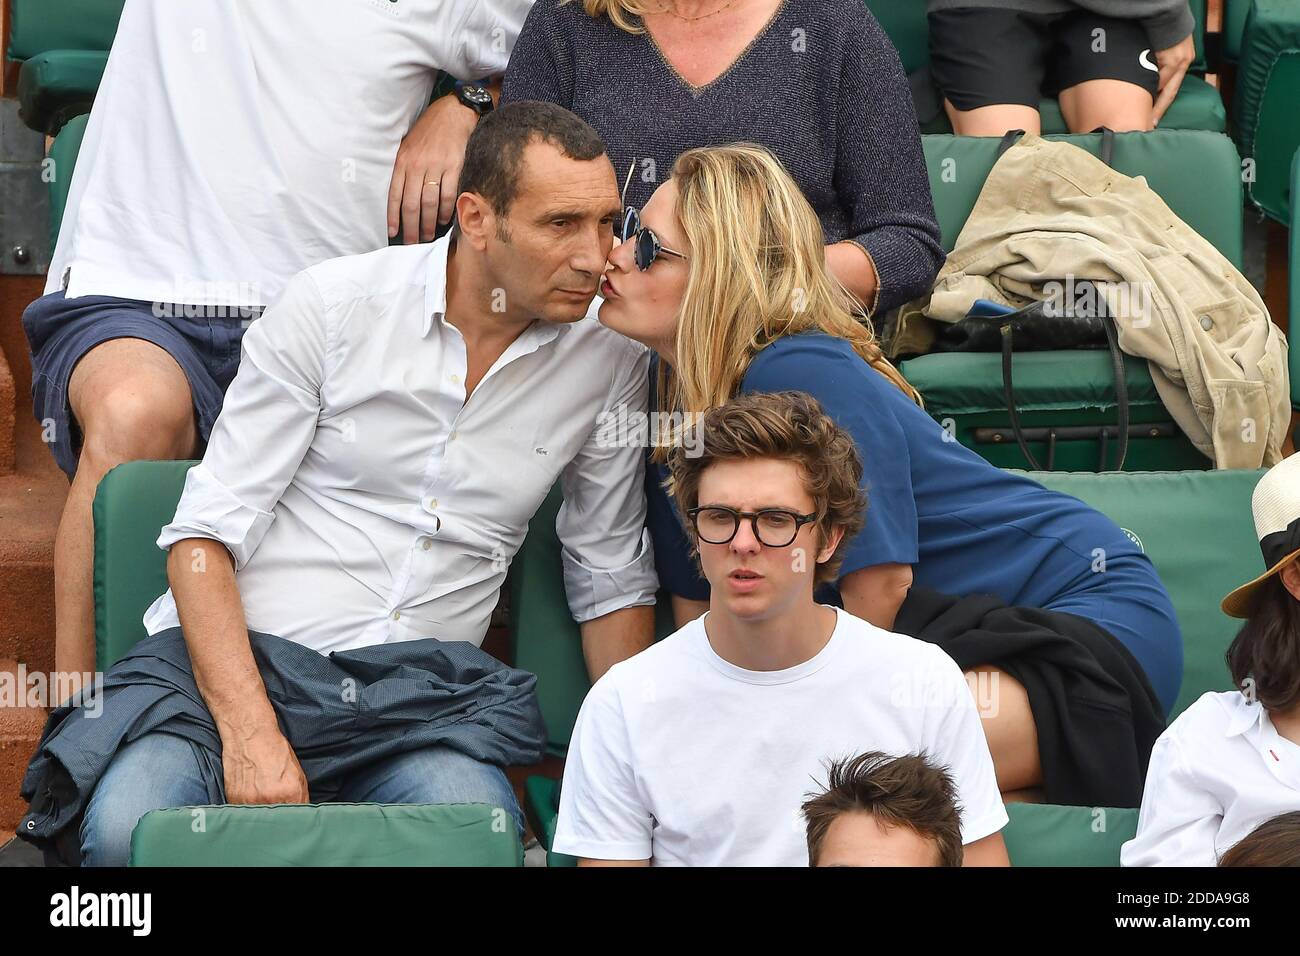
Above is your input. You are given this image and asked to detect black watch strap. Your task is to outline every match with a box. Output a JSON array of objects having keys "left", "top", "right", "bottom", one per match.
[{"left": 455, "top": 83, "right": 495, "bottom": 117}]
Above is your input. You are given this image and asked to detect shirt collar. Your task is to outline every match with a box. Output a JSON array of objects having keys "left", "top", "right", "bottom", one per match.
[
  {"left": 1223, "top": 692, "right": 1267, "bottom": 738},
  {"left": 420, "top": 228, "right": 575, "bottom": 353}
]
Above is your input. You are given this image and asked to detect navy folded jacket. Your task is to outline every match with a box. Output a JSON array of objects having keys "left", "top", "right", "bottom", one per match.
[{"left": 19, "top": 627, "right": 547, "bottom": 866}]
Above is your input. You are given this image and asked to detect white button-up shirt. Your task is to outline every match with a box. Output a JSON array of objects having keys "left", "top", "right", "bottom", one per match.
[
  {"left": 1121, "top": 690, "right": 1300, "bottom": 866},
  {"left": 143, "top": 234, "right": 657, "bottom": 652}
]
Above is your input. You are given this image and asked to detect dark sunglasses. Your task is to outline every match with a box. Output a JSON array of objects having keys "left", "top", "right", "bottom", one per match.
[{"left": 618, "top": 162, "right": 688, "bottom": 272}]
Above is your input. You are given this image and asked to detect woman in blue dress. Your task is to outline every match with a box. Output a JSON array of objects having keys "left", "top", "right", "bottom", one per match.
[{"left": 597, "top": 143, "right": 1182, "bottom": 799}]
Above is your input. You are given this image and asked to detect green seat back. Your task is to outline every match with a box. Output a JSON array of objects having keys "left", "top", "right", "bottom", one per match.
[
  {"left": 1224, "top": 0, "right": 1254, "bottom": 62},
  {"left": 1028, "top": 468, "right": 1263, "bottom": 720},
  {"left": 7, "top": 0, "right": 125, "bottom": 60},
  {"left": 1003, "top": 803, "right": 1139, "bottom": 866},
  {"left": 923, "top": 129, "right": 1244, "bottom": 265},
  {"left": 1233, "top": 0, "right": 1300, "bottom": 223},
  {"left": 92, "top": 460, "right": 199, "bottom": 669},
  {"left": 129, "top": 803, "right": 522, "bottom": 866},
  {"left": 47, "top": 113, "right": 89, "bottom": 251},
  {"left": 510, "top": 483, "right": 675, "bottom": 755}
]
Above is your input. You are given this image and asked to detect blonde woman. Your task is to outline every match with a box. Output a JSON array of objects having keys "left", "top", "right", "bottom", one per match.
[
  {"left": 501, "top": 0, "right": 943, "bottom": 317},
  {"left": 599, "top": 143, "right": 1181, "bottom": 802}
]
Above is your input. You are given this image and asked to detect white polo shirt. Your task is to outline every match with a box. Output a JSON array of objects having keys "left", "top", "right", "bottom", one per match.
[
  {"left": 48, "top": 0, "right": 533, "bottom": 307},
  {"left": 1121, "top": 690, "right": 1300, "bottom": 866},
  {"left": 143, "top": 233, "right": 657, "bottom": 652},
  {"left": 555, "top": 607, "right": 1008, "bottom": 866}
]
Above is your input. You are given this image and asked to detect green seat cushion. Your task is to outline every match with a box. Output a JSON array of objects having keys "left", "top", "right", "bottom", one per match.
[
  {"left": 1003, "top": 803, "right": 1139, "bottom": 866},
  {"left": 92, "top": 460, "right": 199, "bottom": 669},
  {"left": 129, "top": 803, "right": 522, "bottom": 866},
  {"left": 48, "top": 113, "right": 89, "bottom": 252},
  {"left": 1027, "top": 468, "right": 1263, "bottom": 720},
  {"left": 524, "top": 775, "right": 577, "bottom": 867},
  {"left": 17, "top": 49, "right": 108, "bottom": 135},
  {"left": 924, "top": 130, "right": 1244, "bottom": 266},
  {"left": 7, "top": 0, "right": 125, "bottom": 60},
  {"left": 1234, "top": 0, "right": 1300, "bottom": 223}
]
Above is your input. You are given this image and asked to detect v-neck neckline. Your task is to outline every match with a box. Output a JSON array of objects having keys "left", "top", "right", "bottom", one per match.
[{"left": 644, "top": 0, "right": 788, "bottom": 95}]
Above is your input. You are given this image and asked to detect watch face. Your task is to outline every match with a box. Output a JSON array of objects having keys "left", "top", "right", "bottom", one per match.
[{"left": 462, "top": 86, "right": 493, "bottom": 107}]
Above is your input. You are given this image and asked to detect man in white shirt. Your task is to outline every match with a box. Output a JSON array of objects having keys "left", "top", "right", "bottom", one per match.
[
  {"left": 75, "top": 102, "right": 658, "bottom": 866},
  {"left": 554, "top": 391, "right": 1009, "bottom": 866},
  {"left": 23, "top": 0, "right": 534, "bottom": 684}
]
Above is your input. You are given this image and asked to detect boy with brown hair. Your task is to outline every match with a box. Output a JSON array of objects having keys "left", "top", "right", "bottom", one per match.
[{"left": 554, "top": 391, "right": 1008, "bottom": 866}]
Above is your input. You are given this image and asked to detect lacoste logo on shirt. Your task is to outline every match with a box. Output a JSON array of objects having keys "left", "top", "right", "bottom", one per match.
[{"left": 535, "top": 447, "right": 549, "bottom": 456}]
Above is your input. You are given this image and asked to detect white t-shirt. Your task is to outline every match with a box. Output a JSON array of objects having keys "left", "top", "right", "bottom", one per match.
[
  {"left": 48, "top": 0, "right": 533, "bottom": 307},
  {"left": 554, "top": 607, "right": 1008, "bottom": 866},
  {"left": 1121, "top": 691, "right": 1300, "bottom": 866}
]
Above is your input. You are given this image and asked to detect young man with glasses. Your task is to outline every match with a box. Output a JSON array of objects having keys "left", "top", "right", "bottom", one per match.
[{"left": 553, "top": 391, "right": 1009, "bottom": 866}]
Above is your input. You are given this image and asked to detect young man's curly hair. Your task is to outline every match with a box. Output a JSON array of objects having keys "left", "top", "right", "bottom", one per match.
[{"left": 666, "top": 391, "right": 867, "bottom": 586}]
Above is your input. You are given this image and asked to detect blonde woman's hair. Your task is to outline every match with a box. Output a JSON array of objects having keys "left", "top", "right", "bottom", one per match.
[
  {"left": 563, "top": 0, "right": 655, "bottom": 34},
  {"left": 657, "top": 143, "right": 920, "bottom": 454}
]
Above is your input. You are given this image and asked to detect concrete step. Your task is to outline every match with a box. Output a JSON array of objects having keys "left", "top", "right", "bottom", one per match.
[{"left": 0, "top": 658, "right": 50, "bottom": 837}]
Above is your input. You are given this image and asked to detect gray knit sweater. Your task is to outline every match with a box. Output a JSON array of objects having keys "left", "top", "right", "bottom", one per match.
[
  {"left": 501, "top": 0, "right": 945, "bottom": 315},
  {"left": 927, "top": 0, "right": 1196, "bottom": 52}
]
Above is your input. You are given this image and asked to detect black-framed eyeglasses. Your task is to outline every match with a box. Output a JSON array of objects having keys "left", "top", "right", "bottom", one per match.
[
  {"left": 618, "top": 161, "right": 688, "bottom": 272},
  {"left": 686, "top": 506, "right": 819, "bottom": 548}
]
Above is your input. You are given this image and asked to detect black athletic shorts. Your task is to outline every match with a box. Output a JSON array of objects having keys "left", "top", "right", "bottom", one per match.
[{"left": 928, "top": 7, "right": 1162, "bottom": 112}]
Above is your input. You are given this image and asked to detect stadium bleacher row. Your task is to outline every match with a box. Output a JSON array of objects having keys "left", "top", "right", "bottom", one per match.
[{"left": 1, "top": 0, "right": 1298, "bottom": 867}]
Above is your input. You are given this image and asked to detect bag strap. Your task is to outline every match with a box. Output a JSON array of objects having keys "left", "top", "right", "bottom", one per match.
[
  {"left": 1000, "top": 297, "right": 1131, "bottom": 472},
  {"left": 1091, "top": 126, "right": 1116, "bottom": 167},
  {"left": 997, "top": 129, "right": 1026, "bottom": 157}
]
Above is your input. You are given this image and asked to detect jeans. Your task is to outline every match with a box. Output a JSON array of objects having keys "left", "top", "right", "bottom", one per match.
[{"left": 79, "top": 731, "right": 522, "bottom": 866}]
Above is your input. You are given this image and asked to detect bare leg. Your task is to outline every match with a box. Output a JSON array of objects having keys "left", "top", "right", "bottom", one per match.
[
  {"left": 945, "top": 100, "right": 1042, "bottom": 137},
  {"left": 56, "top": 338, "right": 202, "bottom": 681},
  {"left": 1057, "top": 79, "right": 1154, "bottom": 133},
  {"left": 965, "top": 665, "right": 1044, "bottom": 794}
]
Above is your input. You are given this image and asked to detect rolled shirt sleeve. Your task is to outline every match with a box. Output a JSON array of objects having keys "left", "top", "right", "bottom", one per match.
[
  {"left": 156, "top": 272, "right": 327, "bottom": 569},
  {"left": 556, "top": 338, "right": 658, "bottom": 622}
]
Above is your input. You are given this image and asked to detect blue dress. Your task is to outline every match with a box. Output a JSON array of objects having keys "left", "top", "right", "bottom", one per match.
[{"left": 646, "top": 332, "right": 1184, "bottom": 714}]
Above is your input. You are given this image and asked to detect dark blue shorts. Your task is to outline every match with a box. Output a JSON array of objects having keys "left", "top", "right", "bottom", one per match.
[{"left": 22, "top": 291, "right": 255, "bottom": 479}]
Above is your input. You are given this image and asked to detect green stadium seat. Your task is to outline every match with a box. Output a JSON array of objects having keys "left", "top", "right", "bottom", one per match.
[
  {"left": 865, "top": 0, "right": 1225, "bottom": 133},
  {"left": 95, "top": 462, "right": 525, "bottom": 867},
  {"left": 7, "top": 0, "right": 125, "bottom": 135},
  {"left": 1233, "top": 0, "right": 1300, "bottom": 223},
  {"left": 515, "top": 467, "right": 1262, "bottom": 862},
  {"left": 1003, "top": 803, "right": 1139, "bottom": 866},
  {"left": 46, "top": 112, "right": 89, "bottom": 252},
  {"left": 92, "top": 459, "right": 198, "bottom": 669},
  {"left": 129, "top": 803, "right": 522, "bottom": 867},
  {"left": 904, "top": 129, "right": 1244, "bottom": 472}
]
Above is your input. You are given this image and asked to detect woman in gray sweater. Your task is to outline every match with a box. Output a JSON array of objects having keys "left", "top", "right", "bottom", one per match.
[
  {"left": 927, "top": 0, "right": 1198, "bottom": 135},
  {"left": 501, "top": 0, "right": 944, "bottom": 318}
]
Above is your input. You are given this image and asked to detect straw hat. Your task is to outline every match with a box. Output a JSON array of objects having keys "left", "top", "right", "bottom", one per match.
[{"left": 1221, "top": 453, "right": 1300, "bottom": 618}]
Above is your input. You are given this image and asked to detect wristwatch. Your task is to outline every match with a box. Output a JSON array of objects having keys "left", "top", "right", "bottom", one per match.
[{"left": 454, "top": 81, "right": 495, "bottom": 119}]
